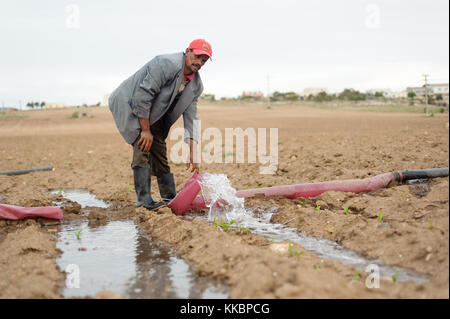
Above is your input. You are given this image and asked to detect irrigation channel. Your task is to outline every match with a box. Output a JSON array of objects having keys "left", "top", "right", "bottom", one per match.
[
  {"left": 49, "top": 189, "right": 228, "bottom": 299},
  {"left": 187, "top": 174, "right": 430, "bottom": 284},
  {"left": 49, "top": 174, "right": 430, "bottom": 298}
]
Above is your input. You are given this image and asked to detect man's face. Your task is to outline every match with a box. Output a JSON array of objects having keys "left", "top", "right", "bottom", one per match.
[{"left": 185, "top": 49, "right": 209, "bottom": 74}]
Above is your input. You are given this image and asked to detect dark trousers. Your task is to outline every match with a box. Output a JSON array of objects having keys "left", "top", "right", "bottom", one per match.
[{"left": 131, "top": 121, "right": 170, "bottom": 177}]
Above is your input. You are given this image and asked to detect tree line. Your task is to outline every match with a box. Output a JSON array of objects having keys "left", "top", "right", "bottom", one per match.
[{"left": 26, "top": 101, "right": 45, "bottom": 109}]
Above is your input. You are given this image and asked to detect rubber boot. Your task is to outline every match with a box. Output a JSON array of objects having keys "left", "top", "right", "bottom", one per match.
[
  {"left": 157, "top": 173, "right": 177, "bottom": 203},
  {"left": 133, "top": 167, "right": 165, "bottom": 211}
]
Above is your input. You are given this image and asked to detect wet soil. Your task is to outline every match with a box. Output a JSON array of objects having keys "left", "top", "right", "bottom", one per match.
[{"left": 0, "top": 104, "right": 448, "bottom": 298}]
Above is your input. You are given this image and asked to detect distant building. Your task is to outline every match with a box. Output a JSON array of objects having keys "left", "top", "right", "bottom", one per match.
[
  {"left": 393, "top": 91, "right": 407, "bottom": 99},
  {"left": 299, "top": 88, "right": 329, "bottom": 100},
  {"left": 241, "top": 91, "right": 264, "bottom": 98},
  {"left": 366, "top": 89, "right": 407, "bottom": 99},
  {"left": 45, "top": 103, "right": 67, "bottom": 109},
  {"left": 429, "top": 83, "right": 449, "bottom": 95},
  {"left": 407, "top": 83, "right": 449, "bottom": 97}
]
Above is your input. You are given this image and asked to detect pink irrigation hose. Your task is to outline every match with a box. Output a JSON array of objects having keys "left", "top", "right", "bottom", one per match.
[
  {"left": 0, "top": 204, "right": 63, "bottom": 220},
  {"left": 169, "top": 168, "right": 449, "bottom": 215}
]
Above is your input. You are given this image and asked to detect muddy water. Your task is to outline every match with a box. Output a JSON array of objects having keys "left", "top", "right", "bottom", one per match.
[
  {"left": 194, "top": 173, "right": 430, "bottom": 284},
  {"left": 50, "top": 189, "right": 111, "bottom": 208},
  {"left": 52, "top": 189, "right": 228, "bottom": 299}
]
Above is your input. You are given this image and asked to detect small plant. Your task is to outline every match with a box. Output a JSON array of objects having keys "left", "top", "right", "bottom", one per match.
[
  {"left": 58, "top": 187, "right": 64, "bottom": 195},
  {"left": 353, "top": 269, "right": 359, "bottom": 281},
  {"left": 344, "top": 205, "right": 349, "bottom": 215},
  {"left": 70, "top": 111, "right": 79, "bottom": 119},
  {"left": 377, "top": 212, "right": 383, "bottom": 222},
  {"left": 314, "top": 264, "right": 320, "bottom": 270},
  {"left": 400, "top": 194, "right": 405, "bottom": 200},
  {"left": 296, "top": 250, "right": 302, "bottom": 260},
  {"left": 75, "top": 227, "right": 85, "bottom": 240},
  {"left": 315, "top": 204, "right": 320, "bottom": 212},
  {"left": 429, "top": 218, "right": 433, "bottom": 230},
  {"left": 288, "top": 241, "right": 293, "bottom": 257},
  {"left": 297, "top": 199, "right": 306, "bottom": 207},
  {"left": 392, "top": 269, "right": 400, "bottom": 283},
  {"left": 213, "top": 217, "right": 220, "bottom": 228}
]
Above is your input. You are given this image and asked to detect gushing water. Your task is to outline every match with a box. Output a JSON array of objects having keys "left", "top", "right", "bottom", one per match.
[{"left": 199, "top": 173, "right": 247, "bottom": 223}]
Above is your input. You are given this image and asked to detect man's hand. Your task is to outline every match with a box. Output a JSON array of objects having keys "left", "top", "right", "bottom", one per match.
[
  {"left": 186, "top": 138, "right": 199, "bottom": 173},
  {"left": 137, "top": 130, "right": 153, "bottom": 152},
  {"left": 186, "top": 154, "right": 200, "bottom": 173}
]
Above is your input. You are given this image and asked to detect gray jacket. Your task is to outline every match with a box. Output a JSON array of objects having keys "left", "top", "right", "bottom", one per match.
[{"left": 109, "top": 52, "right": 203, "bottom": 144}]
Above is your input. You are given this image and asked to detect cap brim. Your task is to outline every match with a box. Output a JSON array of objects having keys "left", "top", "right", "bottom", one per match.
[{"left": 192, "top": 49, "right": 212, "bottom": 60}]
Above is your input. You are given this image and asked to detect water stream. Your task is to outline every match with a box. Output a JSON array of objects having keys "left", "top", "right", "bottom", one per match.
[
  {"left": 50, "top": 189, "right": 228, "bottom": 299},
  {"left": 193, "top": 173, "right": 429, "bottom": 284}
]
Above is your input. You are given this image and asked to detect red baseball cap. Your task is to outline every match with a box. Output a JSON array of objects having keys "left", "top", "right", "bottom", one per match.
[{"left": 188, "top": 39, "right": 212, "bottom": 60}]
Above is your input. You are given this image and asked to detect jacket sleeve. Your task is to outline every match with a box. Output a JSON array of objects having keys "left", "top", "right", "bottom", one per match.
[
  {"left": 183, "top": 97, "right": 199, "bottom": 144},
  {"left": 132, "top": 57, "right": 168, "bottom": 119}
]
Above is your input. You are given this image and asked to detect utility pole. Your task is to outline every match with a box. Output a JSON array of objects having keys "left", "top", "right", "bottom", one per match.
[{"left": 423, "top": 74, "right": 429, "bottom": 115}]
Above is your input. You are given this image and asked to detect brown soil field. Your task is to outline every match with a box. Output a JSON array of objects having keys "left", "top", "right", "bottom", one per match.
[{"left": 0, "top": 103, "right": 448, "bottom": 299}]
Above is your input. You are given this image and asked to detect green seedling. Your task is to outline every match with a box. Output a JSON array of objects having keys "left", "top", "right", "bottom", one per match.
[
  {"left": 213, "top": 217, "right": 220, "bottom": 228},
  {"left": 58, "top": 187, "right": 64, "bottom": 195},
  {"left": 271, "top": 237, "right": 275, "bottom": 242},
  {"left": 400, "top": 194, "right": 405, "bottom": 200},
  {"left": 314, "top": 264, "right": 320, "bottom": 270},
  {"left": 221, "top": 222, "right": 230, "bottom": 232},
  {"left": 296, "top": 250, "right": 302, "bottom": 260},
  {"left": 315, "top": 204, "right": 320, "bottom": 212},
  {"left": 353, "top": 269, "right": 359, "bottom": 281},
  {"left": 392, "top": 270, "right": 401, "bottom": 283},
  {"left": 429, "top": 219, "right": 433, "bottom": 230},
  {"left": 344, "top": 205, "right": 349, "bottom": 215},
  {"left": 75, "top": 227, "right": 85, "bottom": 240},
  {"left": 377, "top": 212, "right": 383, "bottom": 222},
  {"left": 128, "top": 185, "right": 135, "bottom": 191},
  {"left": 288, "top": 241, "right": 293, "bottom": 257},
  {"left": 297, "top": 199, "right": 306, "bottom": 207}
]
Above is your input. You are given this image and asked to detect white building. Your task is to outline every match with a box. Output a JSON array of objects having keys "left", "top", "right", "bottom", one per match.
[
  {"left": 300, "top": 88, "right": 329, "bottom": 100},
  {"left": 407, "top": 83, "right": 449, "bottom": 97},
  {"left": 45, "top": 103, "right": 67, "bottom": 109},
  {"left": 429, "top": 83, "right": 449, "bottom": 95}
]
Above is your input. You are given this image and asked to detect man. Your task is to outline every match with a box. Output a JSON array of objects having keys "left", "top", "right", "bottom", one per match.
[{"left": 109, "top": 39, "right": 212, "bottom": 210}]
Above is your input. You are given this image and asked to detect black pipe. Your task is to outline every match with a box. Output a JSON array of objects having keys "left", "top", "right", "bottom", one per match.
[
  {"left": 396, "top": 168, "right": 449, "bottom": 183},
  {"left": 0, "top": 166, "right": 54, "bottom": 176}
]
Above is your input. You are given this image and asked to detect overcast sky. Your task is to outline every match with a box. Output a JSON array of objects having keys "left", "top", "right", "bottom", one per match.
[{"left": 0, "top": 0, "right": 448, "bottom": 108}]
